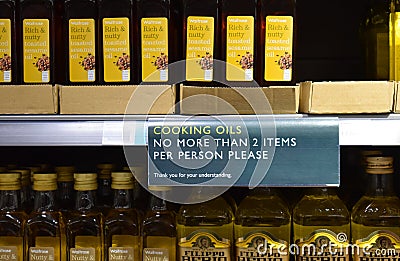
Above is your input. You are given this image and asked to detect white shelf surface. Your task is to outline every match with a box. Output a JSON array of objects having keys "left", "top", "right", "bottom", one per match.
[{"left": 0, "top": 114, "right": 397, "bottom": 146}]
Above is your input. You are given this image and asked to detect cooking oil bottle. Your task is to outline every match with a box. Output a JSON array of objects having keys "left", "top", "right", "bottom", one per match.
[
  {"left": 293, "top": 188, "right": 350, "bottom": 260},
  {"left": 235, "top": 188, "right": 291, "bottom": 261},
  {"left": 26, "top": 173, "right": 65, "bottom": 261},
  {"left": 55, "top": 166, "right": 76, "bottom": 213},
  {"left": 352, "top": 156, "right": 400, "bottom": 261},
  {"left": 9, "top": 168, "right": 32, "bottom": 213},
  {"left": 0, "top": 173, "right": 27, "bottom": 260},
  {"left": 104, "top": 172, "right": 140, "bottom": 261},
  {"left": 142, "top": 187, "right": 176, "bottom": 261},
  {"left": 0, "top": 0, "right": 16, "bottom": 83},
  {"left": 177, "top": 194, "right": 234, "bottom": 260},
  {"left": 66, "top": 173, "right": 103, "bottom": 261},
  {"left": 96, "top": 163, "right": 115, "bottom": 215}
]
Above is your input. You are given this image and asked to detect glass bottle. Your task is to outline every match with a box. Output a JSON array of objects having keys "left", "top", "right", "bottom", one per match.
[
  {"left": 104, "top": 172, "right": 140, "bottom": 261},
  {"left": 9, "top": 168, "right": 32, "bottom": 213},
  {"left": 0, "top": 173, "right": 27, "bottom": 260},
  {"left": 96, "top": 163, "right": 115, "bottom": 214},
  {"left": 177, "top": 195, "right": 233, "bottom": 261},
  {"left": 19, "top": 0, "right": 55, "bottom": 84},
  {"left": 352, "top": 156, "right": 400, "bottom": 261},
  {"left": 142, "top": 187, "right": 176, "bottom": 261},
  {"left": 293, "top": 188, "right": 350, "bottom": 260},
  {"left": 256, "top": 0, "right": 296, "bottom": 86},
  {"left": 0, "top": 0, "right": 16, "bottom": 84},
  {"left": 221, "top": 0, "right": 256, "bottom": 85},
  {"left": 182, "top": 0, "right": 219, "bottom": 86},
  {"left": 55, "top": 166, "right": 76, "bottom": 213},
  {"left": 26, "top": 173, "right": 65, "bottom": 261},
  {"left": 64, "top": 0, "right": 98, "bottom": 84},
  {"left": 98, "top": 0, "right": 135, "bottom": 84},
  {"left": 235, "top": 188, "right": 291, "bottom": 261},
  {"left": 66, "top": 173, "right": 103, "bottom": 261}
]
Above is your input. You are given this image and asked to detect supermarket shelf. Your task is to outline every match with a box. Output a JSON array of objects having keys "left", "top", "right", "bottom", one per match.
[{"left": 0, "top": 114, "right": 398, "bottom": 146}]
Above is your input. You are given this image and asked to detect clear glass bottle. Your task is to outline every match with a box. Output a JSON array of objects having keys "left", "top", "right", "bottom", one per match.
[
  {"left": 96, "top": 163, "right": 115, "bottom": 214},
  {"left": 66, "top": 173, "right": 103, "bottom": 261},
  {"left": 0, "top": 0, "right": 16, "bottom": 84},
  {"left": 26, "top": 173, "right": 65, "bottom": 261},
  {"left": 177, "top": 195, "right": 233, "bottom": 260},
  {"left": 104, "top": 172, "right": 140, "bottom": 261},
  {"left": 235, "top": 188, "right": 290, "bottom": 261},
  {"left": 352, "top": 156, "right": 400, "bottom": 261},
  {"left": 293, "top": 188, "right": 350, "bottom": 260},
  {"left": 142, "top": 187, "right": 176, "bottom": 261},
  {"left": 9, "top": 168, "right": 32, "bottom": 213},
  {"left": 55, "top": 166, "right": 76, "bottom": 213},
  {"left": 0, "top": 173, "right": 27, "bottom": 260}
]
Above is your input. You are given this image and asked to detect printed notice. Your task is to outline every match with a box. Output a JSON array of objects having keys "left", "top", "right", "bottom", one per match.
[
  {"left": 23, "top": 19, "right": 50, "bottom": 83},
  {"left": 0, "top": 19, "right": 11, "bottom": 82}
]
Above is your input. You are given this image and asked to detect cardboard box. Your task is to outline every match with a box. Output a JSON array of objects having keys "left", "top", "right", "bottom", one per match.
[
  {"left": 300, "top": 81, "right": 395, "bottom": 114},
  {"left": 180, "top": 85, "right": 299, "bottom": 115},
  {"left": 59, "top": 85, "right": 176, "bottom": 115},
  {"left": 0, "top": 85, "right": 58, "bottom": 114}
]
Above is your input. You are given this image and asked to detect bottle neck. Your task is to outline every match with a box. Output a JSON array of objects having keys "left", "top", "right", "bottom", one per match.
[
  {"left": 75, "top": 190, "right": 97, "bottom": 211},
  {"left": 149, "top": 193, "right": 167, "bottom": 212},
  {"left": 0, "top": 190, "right": 21, "bottom": 211},
  {"left": 33, "top": 190, "right": 57, "bottom": 212},
  {"left": 366, "top": 173, "right": 395, "bottom": 196},
  {"left": 113, "top": 189, "right": 132, "bottom": 209}
]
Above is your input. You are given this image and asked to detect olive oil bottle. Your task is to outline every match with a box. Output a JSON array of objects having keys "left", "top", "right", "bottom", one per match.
[
  {"left": 55, "top": 166, "right": 76, "bottom": 213},
  {"left": 177, "top": 195, "right": 234, "bottom": 261},
  {"left": 352, "top": 156, "right": 400, "bottom": 261},
  {"left": 99, "top": 0, "right": 134, "bottom": 84},
  {"left": 64, "top": 0, "right": 97, "bottom": 84},
  {"left": 183, "top": 0, "right": 219, "bottom": 85},
  {"left": 104, "top": 172, "right": 140, "bottom": 261},
  {"left": 221, "top": 0, "right": 256, "bottom": 85},
  {"left": 26, "top": 173, "right": 65, "bottom": 261},
  {"left": 293, "top": 188, "right": 350, "bottom": 260},
  {"left": 142, "top": 187, "right": 176, "bottom": 261},
  {"left": 257, "top": 0, "right": 295, "bottom": 86},
  {"left": 0, "top": 0, "right": 16, "bottom": 84},
  {"left": 235, "top": 188, "right": 291, "bottom": 261},
  {"left": 19, "top": 0, "right": 55, "bottom": 84},
  {"left": 0, "top": 173, "right": 27, "bottom": 260},
  {"left": 66, "top": 173, "right": 103, "bottom": 261}
]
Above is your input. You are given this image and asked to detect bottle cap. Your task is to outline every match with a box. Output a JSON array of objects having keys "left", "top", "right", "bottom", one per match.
[
  {"left": 0, "top": 173, "right": 21, "bottom": 190},
  {"left": 97, "top": 163, "right": 115, "bottom": 179},
  {"left": 365, "top": 156, "right": 393, "bottom": 174},
  {"left": 111, "top": 172, "right": 134, "bottom": 189},
  {"left": 55, "top": 166, "right": 75, "bottom": 182},
  {"left": 148, "top": 186, "right": 171, "bottom": 192},
  {"left": 32, "top": 173, "right": 57, "bottom": 191},
  {"left": 74, "top": 173, "right": 98, "bottom": 191},
  {"left": 9, "top": 169, "right": 31, "bottom": 187}
]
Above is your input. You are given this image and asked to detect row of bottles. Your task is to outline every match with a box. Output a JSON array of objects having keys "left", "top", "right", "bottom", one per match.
[{"left": 0, "top": 0, "right": 295, "bottom": 86}]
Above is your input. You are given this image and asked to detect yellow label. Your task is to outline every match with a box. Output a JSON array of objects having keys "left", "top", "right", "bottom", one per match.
[
  {"left": 186, "top": 16, "right": 214, "bottom": 82},
  {"left": 354, "top": 230, "right": 400, "bottom": 261},
  {"left": 103, "top": 18, "right": 130, "bottom": 82},
  {"left": 295, "top": 229, "right": 349, "bottom": 261},
  {"left": 0, "top": 246, "right": 18, "bottom": 261},
  {"left": 23, "top": 19, "right": 50, "bottom": 83},
  {"left": 236, "top": 231, "right": 288, "bottom": 261},
  {"left": 0, "top": 19, "right": 11, "bottom": 83},
  {"left": 141, "top": 17, "right": 168, "bottom": 82},
  {"left": 143, "top": 248, "right": 169, "bottom": 261},
  {"left": 69, "top": 19, "right": 96, "bottom": 82},
  {"left": 179, "top": 231, "right": 230, "bottom": 260},
  {"left": 226, "top": 16, "right": 254, "bottom": 81},
  {"left": 390, "top": 12, "right": 400, "bottom": 80},
  {"left": 29, "top": 247, "right": 54, "bottom": 261},
  {"left": 264, "top": 16, "right": 293, "bottom": 82}
]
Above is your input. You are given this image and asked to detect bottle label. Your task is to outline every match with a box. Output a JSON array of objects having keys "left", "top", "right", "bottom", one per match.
[
  {"left": 390, "top": 12, "right": 400, "bottom": 80},
  {"left": 29, "top": 247, "right": 54, "bottom": 261},
  {"left": 143, "top": 248, "right": 169, "bottom": 261},
  {"left": 70, "top": 248, "right": 96, "bottom": 261},
  {"left": 103, "top": 18, "right": 130, "bottom": 83},
  {"left": 226, "top": 16, "right": 254, "bottom": 82},
  {"left": 69, "top": 19, "right": 96, "bottom": 82},
  {"left": 264, "top": 16, "right": 293, "bottom": 82},
  {"left": 23, "top": 19, "right": 50, "bottom": 83},
  {"left": 295, "top": 229, "right": 349, "bottom": 261},
  {"left": 109, "top": 247, "right": 134, "bottom": 261},
  {"left": 236, "top": 231, "right": 288, "bottom": 261},
  {"left": 141, "top": 17, "right": 168, "bottom": 82},
  {"left": 179, "top": 231, "right": 231, "bottom": 261},
  {"left": 186, "top": 16, "right": 214, "bottom": 82},
  {"left": 0, "top": 246, "right": 18, "bottom": 260},
  {"left": 354, "top": 230, "right": 400, "bottom": 261},
  {"left": 0, "top": 19, "right": 11, "bottom": 83}
]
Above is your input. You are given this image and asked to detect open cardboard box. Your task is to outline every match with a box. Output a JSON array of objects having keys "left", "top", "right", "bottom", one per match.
[
  {"left": 0, "top": 85, "right": 58, "bottom": 114},
  {"left": 300, "top": 81, "right": 395, "bottom": 114},
  {"left": 180, "top": 85, "right": 299, "bottom": 115},
  {"left": 59, "top": 85, "right": 176, "bottom": 115}
]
